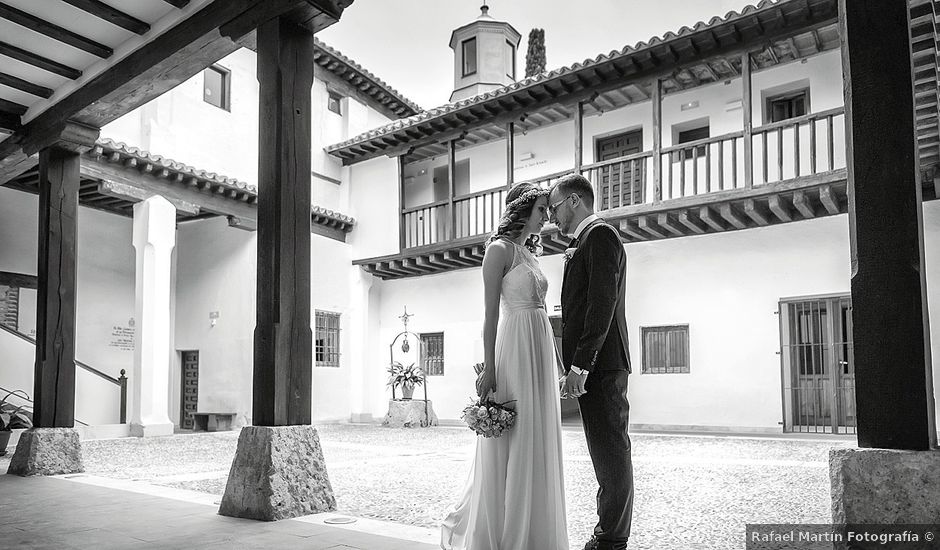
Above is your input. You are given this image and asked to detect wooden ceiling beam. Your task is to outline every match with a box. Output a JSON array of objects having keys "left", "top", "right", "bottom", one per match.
[
  {"left": 0, "top": 97, "right": 27, "bottom": 116},
  {"left": 161, "top": 0, "right": 192, "bottom": 8},
  {"left": 0, "top": 71, "right": 53, "bottom": 98},
  {"left": 0, "top": 41, "right": 82, "bottom": 80},
  {"left": 60, "top": 0, "right": 150, "bottom": 35},
  {"left": 792, "top": 190, "right": 816, "bottom": 218},
  {"left": 0, "top": 112, "right": 21, "bottom": 133},
  {"left": 819, "top": 184, "right": 840, "bottom": 215},
  {"left": 656, "top": 213, "right": 685, "bottom": 237},
  {"left": 743, "top": 199, "right": 768, "bottom": 225},
  {"left": 637, "top": 215, "right": 667, "bottom": 239},
  {"left": 699, "top": 206, "right": 726, "bottom": 232},
  {"left": 0, "top": 2, "right": 113, "bottom": 58},
  {"left": 719, "top": 203, "right": 748, "bottom": 229}
]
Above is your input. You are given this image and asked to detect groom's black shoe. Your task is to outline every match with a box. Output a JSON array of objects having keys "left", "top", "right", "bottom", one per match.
[{"left": 585, "top": 537, "right": 628, "bottom": 550}]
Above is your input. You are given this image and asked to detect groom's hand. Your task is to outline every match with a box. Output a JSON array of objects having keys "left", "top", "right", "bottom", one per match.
[{"left": 563, "top": 370, "right": 588, "bottom": 398}]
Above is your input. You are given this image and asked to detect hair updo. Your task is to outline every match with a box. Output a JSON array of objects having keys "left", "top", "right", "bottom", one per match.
[{"left": 486, "top": 181, "right": 548, "bottom": 255}]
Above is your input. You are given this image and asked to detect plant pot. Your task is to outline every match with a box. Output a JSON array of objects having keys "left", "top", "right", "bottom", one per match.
[
  {"left": 0, "top": 430, "right": 10, "bottom": 457},
  {"left": 401, "top": 384, "right": 415, "bottom": 400}
]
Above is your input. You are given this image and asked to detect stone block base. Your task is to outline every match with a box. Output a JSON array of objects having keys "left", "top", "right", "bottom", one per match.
[
  {"left": 382, "top": 399, "right": 439, "bottom": 428},
  {"left": 129, "top": 422, "right": 174, "bottom": 438},
  {"left": 7, "top": 428, "right": 84, "bottom": 476},
  {"left": 218, "top": 425, "right": 335, "bottom": 521},
  {"left": 831, "top": 448, "right": 940, "bottom": 523}
]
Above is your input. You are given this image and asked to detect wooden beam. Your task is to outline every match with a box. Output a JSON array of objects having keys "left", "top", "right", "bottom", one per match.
[
  {"left": 81, "top": 157, "right": 255, "bottom": 221},
  {"left": 792, "top": 190, "right": 815, "bottom": 218},
  {"left": 840, "top": 0, "right": 936, "bottom": 449},
  {"left": 0, "top": 3, "right": 113, "bottom": 58},
  {"left": 678, "top": 210, "right": 707, "bottom": 234},
  {"left": 768, "top": 194, "right": 792, "bottom": 222},
  {"left": 652, "top": 79, "right": 662, "bottom": 201},
  {"left": 742, "top": 51, "right": 754, "bottom": 188},
  {"left": 0, "top": 71, "right": 53, "bottom": 99},
  {"left": 60, "top": 0, "right": 150, "bottom": 35},
  {"left": 0, "top": 271, "right": 37, "bottom": 289},
  {"left": 252, "top": 15, "right": 315, "bottom": 427},
  {"left": 506, "top": 122, "right": 514, "bottom": 187},
  {"left": 574, "top": 101, "right": 584, "bottom": 171},
  {"left": 637, "top": 215, "right": 667, "bottom": 239},
  {"left": 656, "top": 213, "right": 685, "bottom": 237},
  {"left": 0, "top": 97, "right": 27, "bottom": 116},
  {"left": 742, "top": 199, "right": 768, "bottom": 226},
  {"left": 819, "top": 184, "right": 840, "bottom": 214},
  {"left": 0, "top": 112, "right": 21, "bottom": 133},
  {"left": 0, "top": 40, "right": 81, "bottom": 80},
  {"left": 699, "top": 206, "right": 726, "bottom": 231},
  {"left": 96, "top": 180, "right": 200, "bottom": 215},
  {"left": 161, "top": 0, "right": 192, "bottom": 7},
  {"left": 719, "top": 203, "right": 747, "bottom": 229}
]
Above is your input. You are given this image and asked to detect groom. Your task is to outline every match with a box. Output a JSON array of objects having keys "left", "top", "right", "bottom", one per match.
[{"left": 549, "top": 173, "right": 633, "bottom": 550}]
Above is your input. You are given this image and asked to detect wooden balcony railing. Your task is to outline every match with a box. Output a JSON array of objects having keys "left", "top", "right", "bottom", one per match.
[{"left": 400, "top": 107, "right": 846, "bottom": 249}]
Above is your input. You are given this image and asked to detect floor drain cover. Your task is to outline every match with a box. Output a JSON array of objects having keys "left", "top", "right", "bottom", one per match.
[{"left": 324, "top": 516, "right": 357, "bottom": 525}]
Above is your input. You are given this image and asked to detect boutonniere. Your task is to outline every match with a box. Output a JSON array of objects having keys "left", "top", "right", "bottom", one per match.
[{"left": 563, "top": 247, "right": 578, "bottom": 263}]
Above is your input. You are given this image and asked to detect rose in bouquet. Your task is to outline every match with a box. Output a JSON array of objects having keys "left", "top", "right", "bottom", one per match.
[{"left": 461, "top": 396, "right": 517, "bottom": 438}]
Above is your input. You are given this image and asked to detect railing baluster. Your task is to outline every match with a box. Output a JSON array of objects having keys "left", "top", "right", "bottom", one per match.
[
  {"left": 827, "top": 114, "right": 835, "bottom": 172},
  {"left": 762, "top": 131, "right": 769, "bottom": 185},
  {"left": 619, "top": 161, "right": 626, "bottom": 207},
  {"left": 668, "top": 153, "right": 674, "bottom": 200},
  {"left": 731, "top": 137, "right": 738, "bottom": 189},
  {"left": 810, "top": 117, "right": 818, "bottom": 174},
  {"left": 705, "top": 142, "right": 711, "bottom": 194},
  {"left": 777, "top": 126, "right": 784, "bottom": 182},
  {"left": 794, "top": 121, "right": 801, "bottom": 178},
  {"left": 718, "top": 139, "right": 724, "bottom": 191},
  {"left": 679, "top": 149, "right": 686, "bottom": 198}
]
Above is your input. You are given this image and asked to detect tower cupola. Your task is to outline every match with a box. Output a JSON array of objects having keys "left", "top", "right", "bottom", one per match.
[{"left": 448, "top": 4, "right": 521, "bottom": 103}]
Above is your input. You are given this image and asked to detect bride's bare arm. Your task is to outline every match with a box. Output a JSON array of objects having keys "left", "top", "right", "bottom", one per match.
[{"left": 477, "top": 241, "right": 510, "bottom": 397}]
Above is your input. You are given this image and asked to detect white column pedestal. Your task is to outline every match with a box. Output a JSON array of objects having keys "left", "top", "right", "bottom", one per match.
[{"left": 130, "top": 196, "right": 176, "bottom": 437}]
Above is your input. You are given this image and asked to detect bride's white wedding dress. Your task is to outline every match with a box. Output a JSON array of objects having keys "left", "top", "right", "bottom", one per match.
[{"left": 441, "top": 240, "right": 569, "bottom": 550}]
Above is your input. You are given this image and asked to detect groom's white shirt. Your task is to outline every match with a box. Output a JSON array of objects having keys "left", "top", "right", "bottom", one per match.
[
  {"left": 571, "top": 214, "right": 599, "bottom": 241},
  {"left": 568, "top": 213, "right": 599, "bottom": 376}
]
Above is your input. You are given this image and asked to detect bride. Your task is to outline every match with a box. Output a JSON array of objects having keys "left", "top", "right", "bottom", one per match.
[{"left": 441, "top": 182, "right": 569, "bottom": 550}]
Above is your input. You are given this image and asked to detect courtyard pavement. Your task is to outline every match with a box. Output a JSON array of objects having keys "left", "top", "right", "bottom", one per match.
[{"left": 1, "top": 423, "right": 854, "bottom": 549}]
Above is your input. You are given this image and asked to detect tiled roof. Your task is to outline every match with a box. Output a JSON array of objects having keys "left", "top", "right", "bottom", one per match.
[
  {"left": 93, "top": 138, "right": 356, "bottom": 230},
  {"left": 326, "top": 0, "right": 815, "bottom": 156},
  {"left": 314, "top": 37, "right": 422, "bottom": 117}
]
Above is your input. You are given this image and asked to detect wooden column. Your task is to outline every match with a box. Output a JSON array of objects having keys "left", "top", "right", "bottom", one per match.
[
  {"left": 742, "top": 52, "right": 754, "bottom": 189},
  {"left": 398, "top": 155, "right": 406, "bottom": 251},
  {"left": 253, "top": 15, "right": 314, "bottom": 427},
  {"left": 652, "top": 79, "right": 663, "bottom": 202},
  {"left": 447, "top": 139, "right": 456, "bottom": 240},
  {"left": 840, "top": 0, "right": 936, "bottom": 450},
  {"left": 506, "top": 122, "right": 514, "bottom": 187},
  {"left": 574, "top": 101, "right": 584, "bottom": 173},
  {"left": 31, "top": 122, "right": 99, "bottom": 428}
]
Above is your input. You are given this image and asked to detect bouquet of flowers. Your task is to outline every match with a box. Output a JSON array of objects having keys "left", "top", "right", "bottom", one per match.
[{"left": 461, "top": 396, "right": 517, "bottom": 438}]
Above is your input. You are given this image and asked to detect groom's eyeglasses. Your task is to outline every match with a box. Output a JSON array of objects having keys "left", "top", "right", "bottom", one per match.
[{"left": 548, "top": 195, "right": 575, "bottom": 215}]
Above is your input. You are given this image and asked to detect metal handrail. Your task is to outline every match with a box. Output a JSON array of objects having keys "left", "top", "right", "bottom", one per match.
[{"left": 0, "top": 323, "right": 126, "bottom": 424}]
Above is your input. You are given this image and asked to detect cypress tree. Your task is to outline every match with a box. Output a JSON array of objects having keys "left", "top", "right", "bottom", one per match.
[{"left": 525, "top": 28, "right": 546, "bottom": 78}]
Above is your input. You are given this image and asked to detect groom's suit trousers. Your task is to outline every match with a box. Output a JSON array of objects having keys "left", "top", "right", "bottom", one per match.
[{"left": 579, "top": 369, "right": 633, "bottom": 546}]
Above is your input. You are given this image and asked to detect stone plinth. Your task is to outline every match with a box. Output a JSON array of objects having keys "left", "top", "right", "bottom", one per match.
[
  {"left": 218, "top": 425, "right": 334, "bottom": 521},
  {"left": 8, "top": 428, "right": 83, "bottom": 476},
  {"left": 382, "top": 399, "right": 439, "bottom": 428},
  {"left": 831, "top": 448, "right": 940, "bottom": 525}
]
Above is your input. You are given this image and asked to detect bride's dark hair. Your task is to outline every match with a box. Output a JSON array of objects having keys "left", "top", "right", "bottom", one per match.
[{"left": 486, "top": 181, "right": 547, "bottom": 255}]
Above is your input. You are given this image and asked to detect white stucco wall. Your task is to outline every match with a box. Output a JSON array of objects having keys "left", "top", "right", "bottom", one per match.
[
  {"left": 0, "top": 187, "right": 134, "bottom": 425},
  {"left": 347, "top": 156, "right": 400, "bottom": 259}
]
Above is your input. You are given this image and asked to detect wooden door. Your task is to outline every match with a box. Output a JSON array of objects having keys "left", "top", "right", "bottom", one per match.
[
  {"left": 180, "top": 350, "right": 199, "bottom": 429},
  {"left": 596, "top": 130, "right": 644, "bottom": 209}
]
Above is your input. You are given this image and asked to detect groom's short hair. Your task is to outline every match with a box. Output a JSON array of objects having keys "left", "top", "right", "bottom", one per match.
[{"left": 554, "top": 173, "right": 595, "bottom": 208}]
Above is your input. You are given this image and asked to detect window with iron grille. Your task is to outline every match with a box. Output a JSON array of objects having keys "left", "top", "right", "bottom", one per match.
[
  {"left": 315, "top": 310, "right": 341, "bottom": 367},
  {"left": 642, "top": 325, "right": 690, "bottom": 374},
  {"left": 0, "top": 285, "right": 19, "bottom": 330},
  {"left": 203, "top": 65, "right": 230, "bottom": 111},
  {"left": 420, "top": 332, "right": 444, "bottom": 376}
]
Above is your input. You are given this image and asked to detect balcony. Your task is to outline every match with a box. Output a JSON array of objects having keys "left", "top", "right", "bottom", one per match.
[{"left": 359, "top": 108, "right": 853, "bottom": 280}]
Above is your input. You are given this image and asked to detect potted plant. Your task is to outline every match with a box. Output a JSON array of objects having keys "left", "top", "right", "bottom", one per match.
[
  {"left": 0, "top": 389, "right": 33, "bottom": 456},
  {"left": 386, "top": 361, "right": 425, "bottom": 400}
]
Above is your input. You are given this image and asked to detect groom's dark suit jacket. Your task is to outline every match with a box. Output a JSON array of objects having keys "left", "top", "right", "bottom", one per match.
[{"left": 561, "top": 218, "right": 631, "bottom": 373}]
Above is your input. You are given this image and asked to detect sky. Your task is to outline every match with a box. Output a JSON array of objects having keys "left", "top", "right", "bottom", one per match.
[{"left": 318, "top": 0, "right": 756, "bottom": 110}]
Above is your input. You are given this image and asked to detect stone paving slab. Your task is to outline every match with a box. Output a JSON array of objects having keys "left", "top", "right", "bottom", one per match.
[{"left": 0, "top": 474, "right": 437, "bottom": 550}]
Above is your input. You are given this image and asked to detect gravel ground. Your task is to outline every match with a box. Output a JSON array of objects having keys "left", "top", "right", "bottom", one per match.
[{"left": 2, "top": 425, "right": 852, "bottom": 549}]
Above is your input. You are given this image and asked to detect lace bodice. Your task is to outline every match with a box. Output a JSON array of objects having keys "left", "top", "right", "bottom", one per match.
[{"left": 501, "top": 241, "right": 548, "bottom": 312}]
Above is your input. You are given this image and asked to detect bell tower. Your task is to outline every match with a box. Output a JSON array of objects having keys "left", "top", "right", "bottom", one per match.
[{"left": 449, "top": 3, "right": 521, "bottom": 103}]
